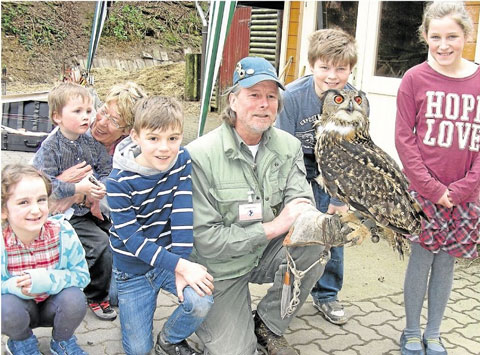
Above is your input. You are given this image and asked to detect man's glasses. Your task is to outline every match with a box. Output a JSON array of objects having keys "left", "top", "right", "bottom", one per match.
[{"left": 97, "top": 105, "right": 127, "bottom": 130}]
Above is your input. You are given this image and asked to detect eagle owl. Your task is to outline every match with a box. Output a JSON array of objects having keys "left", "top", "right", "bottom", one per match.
[{"left": 314, "top": 89, "right": 427, "bottom": 251}]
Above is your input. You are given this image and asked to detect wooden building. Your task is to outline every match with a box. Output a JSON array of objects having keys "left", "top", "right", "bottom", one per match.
[{"left": 278, "top": 1, "right": 480, "bottom": 161}]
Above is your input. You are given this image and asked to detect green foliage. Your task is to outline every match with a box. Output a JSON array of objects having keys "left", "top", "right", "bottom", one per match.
[
  {"left": 1, "top": 1, "right": 203, "bottom": 53},
  {"left": 104, "top": 5, "right": 144, "bottom": 40},
  {"left": 1, "top": 2, "right": 67, "bottom": 51},
  {"left": 103, "top": 2, "right": 203, "bottom": 46},
  {"left": 1, "top": 3, "right": 29, "bottom": 36},
  {"left": 164, "top": 32, "right": 178, "bottom": 46}
]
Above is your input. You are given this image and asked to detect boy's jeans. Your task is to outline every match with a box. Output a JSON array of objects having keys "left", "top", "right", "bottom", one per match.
[
  {"left": 309, "top": 179, "right": 344, "bottom": 304},
  {"left": 114, "top": 267, "right": 213, "bottom": 355},
  {"left": 310, "top": 246, "right": 344, "bottom": 303}
]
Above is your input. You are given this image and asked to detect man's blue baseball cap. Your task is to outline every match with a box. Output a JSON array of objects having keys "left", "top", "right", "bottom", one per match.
[{"left": 233, "top": 57, "right": 285, "bottom": 90}]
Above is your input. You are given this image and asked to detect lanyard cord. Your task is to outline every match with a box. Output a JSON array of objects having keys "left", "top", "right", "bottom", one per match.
[{"left": 238, "top": 149, "right": 261, "bottom": 203}]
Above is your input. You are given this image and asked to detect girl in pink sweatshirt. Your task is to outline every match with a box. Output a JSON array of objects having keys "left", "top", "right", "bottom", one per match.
[{"left": 395, "top": 2, "right": 479, "bottom": 355}]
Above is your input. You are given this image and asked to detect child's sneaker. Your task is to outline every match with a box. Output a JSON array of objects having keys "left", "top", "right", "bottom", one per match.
[
  {"left": 313, "top": 299, "right": 348, "bottom": 325},
  {"left": 88, "top": 300, "right": 117, "bottom": 320},
  {"left": 6, "top": 334, "right": 42, "bottom": 355},
  {"left": 154, "top": 331, "right": 199, "bottom": 355},
  {"left": 50, "top": 335, "right": 87, "bottom": 355}
]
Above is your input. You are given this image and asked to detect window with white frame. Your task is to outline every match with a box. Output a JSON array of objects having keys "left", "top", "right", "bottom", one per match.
[
  {"left": 316, "top": 1, "right": 358, "bottom": 36},
  {"left": 375, "top": 1, "right": 428, "bottom": 78}
]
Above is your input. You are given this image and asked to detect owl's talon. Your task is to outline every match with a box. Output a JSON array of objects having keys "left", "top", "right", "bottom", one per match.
[
  {"left": 346, "top": 231, "right": 366, "bottom": 246},
  {"left": 336, "top": 211, "right": 369, "bottom": 246}
]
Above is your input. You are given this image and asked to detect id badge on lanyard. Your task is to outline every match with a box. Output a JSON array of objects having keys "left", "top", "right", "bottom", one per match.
[{"left": 238, "top": 190, "right": 263, "bottom": 222}]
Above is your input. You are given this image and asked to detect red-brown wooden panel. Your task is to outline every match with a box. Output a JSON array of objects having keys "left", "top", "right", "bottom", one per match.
[{"left": 218, "top": 7, "right": 252, "bottom": 91}]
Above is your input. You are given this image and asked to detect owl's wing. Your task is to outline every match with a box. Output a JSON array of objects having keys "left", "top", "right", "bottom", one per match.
[
  {"left": 366, "top": 140, "right": 409, "bottom": 190},
  {"left": 317, "top": 138, "right": 424, "bottom": 235},
  {"left": 365, "top": 138, "right": 427, "bottom": 220}
]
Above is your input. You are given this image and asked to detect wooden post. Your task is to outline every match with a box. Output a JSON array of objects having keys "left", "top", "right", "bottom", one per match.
[
  {"left": 185, "top": 53, "right": 201, "bottom": 101},
  {"left": 2, "top": 66, "right": 7, "bottom": 95}
]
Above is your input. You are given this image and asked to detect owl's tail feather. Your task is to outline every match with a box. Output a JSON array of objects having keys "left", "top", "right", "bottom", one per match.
[{"left": 377, "top": 226, "right": 410, "bottom": 258}]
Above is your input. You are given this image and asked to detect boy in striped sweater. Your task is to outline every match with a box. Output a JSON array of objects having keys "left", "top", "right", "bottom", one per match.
[{"left": 106, "top": 96, "right": 214, "bottom": 355}]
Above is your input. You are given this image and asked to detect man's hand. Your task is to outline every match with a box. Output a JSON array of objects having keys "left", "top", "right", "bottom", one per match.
[
  {"left": 283, "top": 209, "right": 359, "bottom": 248},
  {"left": 174, "top": 259, "right": 214, "bottom": 302},
  {"left": 57, "top": 161, "right": 92, "bottom": 183},
  {"left": 263, "top": 198, "right": 313, "bottom": 240}
]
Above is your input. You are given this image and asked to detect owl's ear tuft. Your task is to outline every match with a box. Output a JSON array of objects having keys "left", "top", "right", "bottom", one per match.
[{"left": 360, "top": 91, "right": 370, "bottom": 117}]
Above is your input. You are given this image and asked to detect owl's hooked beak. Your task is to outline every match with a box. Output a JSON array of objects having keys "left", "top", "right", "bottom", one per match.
[{"left": 347, "top": 100, "right": 353, "bottom": 113}]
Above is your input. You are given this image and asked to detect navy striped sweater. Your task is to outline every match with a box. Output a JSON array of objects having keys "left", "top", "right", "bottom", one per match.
[{"left": 106, "top": 137, "right": 193, "bottom": 275}]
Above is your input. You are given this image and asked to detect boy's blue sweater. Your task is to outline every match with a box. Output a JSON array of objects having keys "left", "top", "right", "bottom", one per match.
[{"left": 106, "top": 137, "right": 193, "bottom": 275}]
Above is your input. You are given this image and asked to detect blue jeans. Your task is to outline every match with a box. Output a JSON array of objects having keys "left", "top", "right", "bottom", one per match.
[
  {"left": 309, "top": 180, "right": 344, "bottom": 303},
  {"left": 114, "top": 267, "right": 213, "bottom": 355},
  {"left": 310, "top": 246, "right": 344, "bottom": 303},
  {"left": 109, "top": 271, "right": 118, "bottom": 307}
]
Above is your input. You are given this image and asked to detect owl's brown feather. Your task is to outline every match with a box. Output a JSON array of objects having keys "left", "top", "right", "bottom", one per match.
[{"left": 314, "top": 89, "right": 427, "bottom": 237}]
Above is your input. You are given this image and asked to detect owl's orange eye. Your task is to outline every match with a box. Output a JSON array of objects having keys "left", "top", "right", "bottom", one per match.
[
  {"left": 334, "top": 95, "right": 344, "bottom": 104},
  {"left": 354, "top": 96, "right": 362, "bottom": 105}
]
